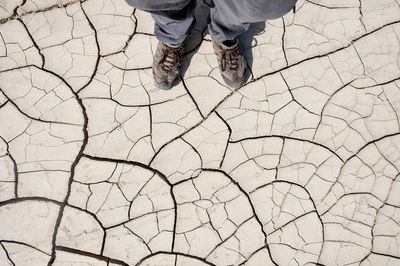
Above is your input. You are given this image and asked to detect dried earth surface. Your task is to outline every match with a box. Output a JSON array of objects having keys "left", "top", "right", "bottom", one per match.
[{"left": 1, "top": 0, "right": 400, "bottom": 265}]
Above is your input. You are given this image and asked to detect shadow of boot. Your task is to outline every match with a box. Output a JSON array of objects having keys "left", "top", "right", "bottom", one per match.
[
  {"left": 239, "top": 21, "right": 266, "bottom": 83},
  {"left": 180, "top": 0, "right": 211, "bottom": 79}
]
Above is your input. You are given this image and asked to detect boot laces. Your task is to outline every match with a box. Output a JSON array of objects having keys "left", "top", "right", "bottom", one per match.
[
  {"left": 221, "top": 46, "right": 240, "bottom": 72},
  {"left": 160, "top": 46, "right": 182, "bottom": 72}
]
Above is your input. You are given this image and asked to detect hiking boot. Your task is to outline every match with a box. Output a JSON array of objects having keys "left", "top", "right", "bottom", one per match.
[
  {"left": 212, "top": 39, "right": 247, "bottom": 89},
  {"left": 153, "top": 42, "right": 184, "bottom": 90}
]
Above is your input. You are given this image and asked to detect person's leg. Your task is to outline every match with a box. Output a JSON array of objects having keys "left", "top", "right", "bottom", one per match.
[
  {"left": 209, "top": 0, "right": 297, "bottom": 45},
  {"left": 151, "top": 1, "right": 196, "bottom": 47},
  {"left": 124, "top": 0, "right": 196, "bottom": 90},
  {"left": 150, "top": 2, "right": 197, "bottom": 90},
  {"left": 125, "top": 0, "right": 196, "bottom": 46},
  {"left": 209, "top": 0, "right": 297, "bottom": 89}
]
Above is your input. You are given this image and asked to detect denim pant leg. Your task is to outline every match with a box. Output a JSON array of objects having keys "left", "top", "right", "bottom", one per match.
[
  {"left": 209, "top": 0, "right": 297, "bottom": 45},
  {"left": 152, "top": 0, "right": 196, "bottom": 47},
  {"left": 124, "top": 0, "right": 196, "bottom": 47}
]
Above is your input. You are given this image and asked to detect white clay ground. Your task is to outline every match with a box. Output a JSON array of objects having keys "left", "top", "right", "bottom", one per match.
[{"left": 1, "top": 0, "right": 400, "bottom": 265}]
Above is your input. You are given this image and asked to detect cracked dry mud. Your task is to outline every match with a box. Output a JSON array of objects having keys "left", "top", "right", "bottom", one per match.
[{"left": 0, "top": 0, "right": 400, "bottom": 265}]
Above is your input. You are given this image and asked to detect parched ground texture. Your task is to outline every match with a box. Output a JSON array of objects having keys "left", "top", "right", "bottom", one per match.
[{"left": 1, "top": 0, "right": 400, "bottom": 265}]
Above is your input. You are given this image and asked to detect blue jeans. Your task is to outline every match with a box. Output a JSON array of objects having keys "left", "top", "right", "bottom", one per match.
[{"left": 125, "top": 0, "right": 297, "bottom": 46}]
